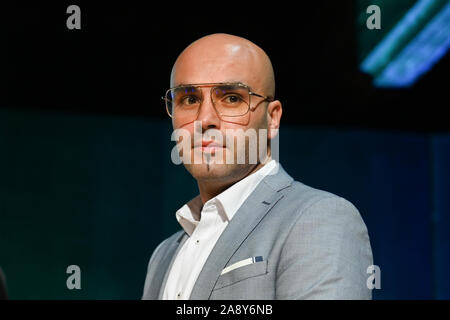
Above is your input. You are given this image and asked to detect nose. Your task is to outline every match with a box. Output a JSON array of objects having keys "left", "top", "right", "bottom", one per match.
[{"left": 195, "top": 89, "right": 221, "bottom": 130}]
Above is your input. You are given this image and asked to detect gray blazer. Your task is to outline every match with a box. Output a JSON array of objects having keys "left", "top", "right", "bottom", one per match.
[{"left": 142, "top": 165, "right": 373, "bottom": 300}]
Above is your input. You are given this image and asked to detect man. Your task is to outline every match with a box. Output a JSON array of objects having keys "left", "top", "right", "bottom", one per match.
[{"left": 142, "top": 33, "right": 373, "bottom": 300}]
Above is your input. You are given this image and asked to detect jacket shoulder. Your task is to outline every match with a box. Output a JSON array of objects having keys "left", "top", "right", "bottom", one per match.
[
  {"left": 278, "top": 180, "right": 368, "bottom": 235},
  {"left": 284, "top": 180, "right": 353, "bottom": 212},
  {"left": 275, "top": 181, "right": 372, "bottom": 299},
  {"left": 154, "top": 229, "right": 185, "bottom": 255}
]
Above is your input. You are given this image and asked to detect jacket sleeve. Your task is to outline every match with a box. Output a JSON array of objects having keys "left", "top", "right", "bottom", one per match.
[
  {"left": 141, "top": 239, "right": 168, "bottom": 299},
  {"left": 276, "top": 196, "right": 373, "bottom": 299}
]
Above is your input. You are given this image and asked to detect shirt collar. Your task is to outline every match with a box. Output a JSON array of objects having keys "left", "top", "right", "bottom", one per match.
[
  {"left": 215, "top": 159, "right": 277, "bottom": 221},
  {"left": 176, "top": 160, "right": 278, "bottom": 236}
]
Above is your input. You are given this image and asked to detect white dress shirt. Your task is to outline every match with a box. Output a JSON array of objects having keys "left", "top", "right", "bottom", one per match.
[{"left": 162, "top": 160, "right": 278, "bottom": 300}]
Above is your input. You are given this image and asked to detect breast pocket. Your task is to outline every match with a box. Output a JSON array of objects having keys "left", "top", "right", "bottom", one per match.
[{"left": 214, "top": 259, "right": 268, "bottom": 290}]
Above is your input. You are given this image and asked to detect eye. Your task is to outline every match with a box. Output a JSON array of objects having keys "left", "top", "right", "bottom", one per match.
[
  {"left": 180, "top": 95, "right": 200, "bottom": 105},
  {"left": 223, "top": 94, "right": 242, "bottom": 104}
]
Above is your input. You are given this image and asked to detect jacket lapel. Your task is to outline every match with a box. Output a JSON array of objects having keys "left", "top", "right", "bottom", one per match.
[
  {"left": 189, "top": 165, "right": 293, "bottom": 299},
  {"left": 156, "top": 232, "right": 188, "bottom": 299}
]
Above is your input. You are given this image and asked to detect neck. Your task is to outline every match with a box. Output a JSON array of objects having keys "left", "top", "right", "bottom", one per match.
[{"left": 197, "top": 162, "right": 266, "bottom": 204}]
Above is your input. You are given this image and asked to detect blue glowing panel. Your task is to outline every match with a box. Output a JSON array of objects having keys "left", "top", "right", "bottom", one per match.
[
  {"left": 375, "top": 2, "right": 450, "bottom": 87},
  {"left": 361, "top": 0, "right": 437, "bottom": 75}
]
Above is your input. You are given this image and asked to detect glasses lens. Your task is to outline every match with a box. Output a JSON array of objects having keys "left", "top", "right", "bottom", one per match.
[
  {"left": 212, "top": 84, "right": 250, "bottom": 117},
  {"left": 166, "top": 86, "right": 202, "bottom": 117}
]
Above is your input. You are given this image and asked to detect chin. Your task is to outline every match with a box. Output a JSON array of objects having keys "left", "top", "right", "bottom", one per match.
[
  {"left": 184, "top": 162, "right": 235, "bottom": 180},
  {"left": 186, "top": 162, "right": 255, "bottom": 184},
  {"left": 185, "top": 162, "right": 223, "bottom": 177}
]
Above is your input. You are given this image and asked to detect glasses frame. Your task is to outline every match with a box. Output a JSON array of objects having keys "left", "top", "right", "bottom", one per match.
[{"left": 162, "top": 82, "right": 274, "bottom": 119}]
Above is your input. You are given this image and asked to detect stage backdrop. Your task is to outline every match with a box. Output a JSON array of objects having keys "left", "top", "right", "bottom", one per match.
[{"left": 0, "top": 108, "right": 448, "bottom": 299}]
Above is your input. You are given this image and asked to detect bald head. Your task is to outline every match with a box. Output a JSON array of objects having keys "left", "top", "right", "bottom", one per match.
[
  {"left": 171, "top": 33, "right": 275, "bottom": 98},
  {"left": 168, "top": 34, "right": 283, "bottom": 195}
]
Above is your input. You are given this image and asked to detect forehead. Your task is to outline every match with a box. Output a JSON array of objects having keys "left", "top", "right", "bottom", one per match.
[{"left": 171, "top": 47, "right": 263, "bottom": 89}]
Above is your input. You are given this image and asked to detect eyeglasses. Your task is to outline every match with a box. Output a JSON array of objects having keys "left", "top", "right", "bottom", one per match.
[{"left": 162, "top": 82, "right": 273, "bottom": 119}]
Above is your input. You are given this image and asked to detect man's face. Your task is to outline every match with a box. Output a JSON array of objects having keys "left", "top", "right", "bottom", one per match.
[{"left": 170, "top": 40, "right": 272, "bottom": 185}]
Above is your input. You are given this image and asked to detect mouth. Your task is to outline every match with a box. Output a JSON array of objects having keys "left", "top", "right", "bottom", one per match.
[{"left": 194, "top": 141, "right": 225, "bottom": 154}]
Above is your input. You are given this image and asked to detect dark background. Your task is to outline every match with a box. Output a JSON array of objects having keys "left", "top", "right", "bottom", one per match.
[
  {"left": 1, "top": 1, "right": 449, "bottom": 299},
  {"left": 2, "top": 1, "right": 449, "bottom": 131}
]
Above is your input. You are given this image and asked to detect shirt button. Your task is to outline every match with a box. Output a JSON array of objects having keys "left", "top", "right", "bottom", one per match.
[
  {"left": 177, "top": 292, "right": 181, "bottom": 299},
  {"left": 196, "top": 239, "right": 200, "bottom": 244}
]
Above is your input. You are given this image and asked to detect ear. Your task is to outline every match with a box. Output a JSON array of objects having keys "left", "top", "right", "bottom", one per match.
[{"left": 266, "top": 100, "right": 282, "bottom": 140}]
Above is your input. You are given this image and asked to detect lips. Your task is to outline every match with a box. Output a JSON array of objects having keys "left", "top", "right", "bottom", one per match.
[
  {"left": 201, "top": 140, "right": 222, "bottom": 147},
  {"left": 196, "top": 140, "right": 225, "bottom": 153}
]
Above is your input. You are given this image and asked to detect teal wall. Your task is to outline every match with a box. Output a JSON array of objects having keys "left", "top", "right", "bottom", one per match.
[{"left": 0, "top": 109, "right": 196, "bottom": 299}]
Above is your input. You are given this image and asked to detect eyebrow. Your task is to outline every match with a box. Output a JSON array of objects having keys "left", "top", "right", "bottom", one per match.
[{"left": 172, "top": 86, "right": 199, "bottom": 94}]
